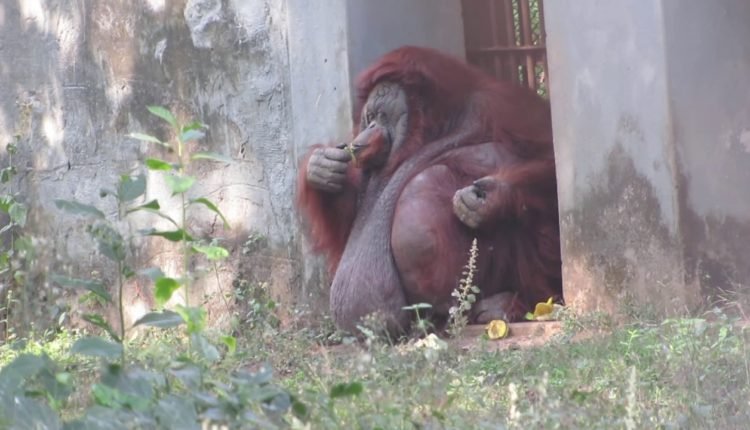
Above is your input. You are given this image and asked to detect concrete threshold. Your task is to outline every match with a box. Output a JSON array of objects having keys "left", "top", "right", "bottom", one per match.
[{"left": 452, "top": 321, "right": 564, "bottom": 352}]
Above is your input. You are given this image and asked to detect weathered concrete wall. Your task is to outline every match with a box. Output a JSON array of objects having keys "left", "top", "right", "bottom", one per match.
[
  {"left": 546, "top": 0, "right": 750, "bottom": 317},
  {"left": 286, "top": 0, "right": 353, "bottom": 312},
  {"left": 346, "top": 0, "right": 466, "bottom": 82},
  {"left": 0, "top": 0, "right": 296, "bottom": 327},
  {"left": 662, "top": 0, "right": 750, "bottom": 302}
]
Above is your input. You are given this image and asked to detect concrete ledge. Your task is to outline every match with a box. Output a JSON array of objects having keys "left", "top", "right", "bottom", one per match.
[{"left": 452, "top": 321, "right": 563, "bottom": 352}]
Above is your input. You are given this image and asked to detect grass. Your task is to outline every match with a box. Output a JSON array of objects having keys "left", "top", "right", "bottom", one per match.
[
  {"left": 1, "top": 307, "right": 749, "bottom": 429},
  {"left": 247, "top": 310, "right": 750, "bottom": 429}
]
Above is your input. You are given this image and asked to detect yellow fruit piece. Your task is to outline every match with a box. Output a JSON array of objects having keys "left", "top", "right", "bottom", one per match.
[
  {"left": 533, "top": 297, "right": 555, "bottom": 319},
  {"left": 486, "top": 320, "right": 509, "bottom": 340}
]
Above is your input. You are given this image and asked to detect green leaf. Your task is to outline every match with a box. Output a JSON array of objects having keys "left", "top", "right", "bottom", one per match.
[
  {"left": 71, "top": 336, "right": 123, "bottom": 359},
  {"left": 155, "top": 395, "right": 200, "bottom": 430},
  {"left": 191, "top": 334, "right": 220, "bottom": 363},
  {"left": 180, "top": 129, "right": 205, "bottom": 143},
  {"left": 154, "top": 277, "right": 181, "bottom": 308},
  {"left": 132, "top": 310, "right": 185, "bottom": 328},
  {"left": 175, "top": 305, "right": 206, "bottom": 334},
  {"left": 165, "top": 174, "right": 196, "bottom": 195},
  {"left": 189, "top": 197, "right": 230, "bottom": 229},
  {"left": 0, "top": 354, "right": 48, "bottom": 392},
  {"left": 220, "top": 335, "right": 237, "bottom": 354},
  {"left": 291, "top": 397, "right": 309, "bottom": 420},
  {"left": 118, "top": 174, "right": 146, "bottom": 202},
  {"left": 191, "top": 151, "right": 232, "bottom": 163},
  {"left": 192, "top": 245, "right": 229, "bottom": 261},
  {"left": 91, "top": 383, "right": 150, "bottom": 411},
  {"left": 182, "top": 121, "right": 206, "bottom": 132},
  {"left": 123, "top": 265, "right": 136, "bottom": 279},
  {"left": 55, "top": 199, "right": 105, "bottom": 218},
  {"left": 126, "top": 199, "right": 161, "bottom": 215},
  {"left": 128, "top": 132, "right": 168, "bottom": 147},
  {"left": 144, "top": 228, "right": 193, "bottom": 242},
  {"left": 49, "top": 274, "right": 112, "bottom": 302},
  {"left": 169, "top": 361, "right": 202, "bottom": 390},
  {"left": 127, "top": 203, "right": 180, "bottom": 228},
  {"left": 147, "top": 105, "right": 178, "bottom": 130},
  {"left": 330, "top": 381, "right": 364, "bottom": 399},
  {"left": 87, "top": 223, "right": 126, "bottom": 262},
  {"left": 0, "top": 195, "right": 13, "bottom": 212},
  {"left": 0, "top": 396, "right": 62, "bottom": 429},
  {"left": 83, "top": 314, "right": 121, "bottom": 343},
  {"left": 1, "top": 166, "right": 16, "bottom": 183},
  {"left": 8, "top": 202, "right": 27, "bottom": 227},
  {"left": 145, "top": 158, "right": 174, "bottom": 171}
]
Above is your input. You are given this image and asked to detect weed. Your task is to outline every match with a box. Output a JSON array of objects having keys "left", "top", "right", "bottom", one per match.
[{"left": 448, "top": 238, "right": 480, "bottom": 337}]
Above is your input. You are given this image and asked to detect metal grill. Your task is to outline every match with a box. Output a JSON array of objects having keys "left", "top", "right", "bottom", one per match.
[{"left": 462, "top": 0, "right": 548, "bottom": 97}]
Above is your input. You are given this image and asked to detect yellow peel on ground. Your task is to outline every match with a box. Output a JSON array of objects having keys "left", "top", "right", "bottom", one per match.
[
  {"left": 486, "top": 320, "right": 509, "bottom": 340},
  {"left": 533, "top": 297, "right": 555, "bottom": 319}
]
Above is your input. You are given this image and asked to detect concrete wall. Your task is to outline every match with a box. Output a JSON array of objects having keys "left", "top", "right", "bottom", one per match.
[
  {"left": 0, "top": 0, "right": 297, "bottom": 327},
  {"left": 662, "top": 0, "right": 750, "bottom": 302},
  {"left": 346, "top": 0, "right": 466, "bottom": 84},
  {"left": 546, "top": 0, "right": 750, "bottom": 317}
]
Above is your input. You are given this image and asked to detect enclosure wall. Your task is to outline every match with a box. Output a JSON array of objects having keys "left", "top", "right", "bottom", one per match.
[{"left": 545, "top": 0, "right": 750, "bottom": 316}]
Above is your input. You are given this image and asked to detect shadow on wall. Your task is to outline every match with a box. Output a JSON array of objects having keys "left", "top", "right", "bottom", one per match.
[{"left": 0, "top": 0, "right": 318, "bottom": 334}]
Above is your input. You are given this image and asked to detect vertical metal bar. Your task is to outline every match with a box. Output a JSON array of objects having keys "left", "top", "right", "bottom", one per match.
[
  {"left": 519, "top": 0, "right": 536, "bottom": 90},
  {"left": 503, "top": 0, "right": 518, "bottom": 82},
  {"left": 487, "top": 0, "right": 503, "bottom": 79},
  {"left": 538, "top": 0, "right": 549, "bottom": 95}
]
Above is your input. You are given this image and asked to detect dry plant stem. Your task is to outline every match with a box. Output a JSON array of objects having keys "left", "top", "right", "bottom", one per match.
[
  {"left": 212, "top": 262, "right": 230, "bottom": 310},
  {"left": 6, "top": 147, "right": 14, "bottom": 340},
  {"left": 116, "top": 202, "right": 126, "bottom": 363},
  {"left": 448, "top": 238, "right": 479, "bottom": 336},
  {"left": 176, "top": 134, "right": 190, "bottom": 309},
  {"left": 117, "top": 259, "right": 125, "bottom": 363}
]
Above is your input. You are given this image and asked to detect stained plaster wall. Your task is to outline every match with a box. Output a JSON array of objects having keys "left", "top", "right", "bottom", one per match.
[
  {"left": 545, "top": 0, "right": 750, "bottom": 316},
  {"left": 0, "top": 0, "right": 297, "bottom": 328}
]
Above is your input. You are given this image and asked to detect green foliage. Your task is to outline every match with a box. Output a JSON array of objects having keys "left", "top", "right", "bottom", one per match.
[
  {"left": 0, "top": 106, "right": 286, "bottom": 428},
  {"left": 48, "top": 105, "right": 234, "bottom": 366},
  {"left": 403, "top": 302, "right": 434, "bottom": 336},
  {"left": 0, "top": 141, "right": 33, "bottom": 341}
]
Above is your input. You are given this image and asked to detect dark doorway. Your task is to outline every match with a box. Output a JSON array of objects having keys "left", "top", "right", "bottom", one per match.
[{"left": 462, "top": 0, "right": 548, "bottom": 97}]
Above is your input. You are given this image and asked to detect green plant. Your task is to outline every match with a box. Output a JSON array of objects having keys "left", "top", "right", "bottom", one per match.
[
  {"left": 447, "top": 238, "right": 480, "bottom": 337},
  {"left": 51, "top": 106, "right": 235, "bottom": 365},
  {"left": 53, "top": 173, "right": 148, "bottom": 363},
  {"left": 0, "top": 140, "right": 31, "bottom": 340},
  {"left": 403, "top": 302, "right": 434, "bottom": 337},
  {"left": 0, "top": 106, "right": 312, "bottom": 428},
  {"left": 127, "top": 106, "right": 234, "bottom": 361}
]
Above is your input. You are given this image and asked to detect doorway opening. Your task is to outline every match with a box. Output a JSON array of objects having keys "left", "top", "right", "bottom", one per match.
[{"left": 462, "top": 0, "right": 549, "bottom": 97}]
